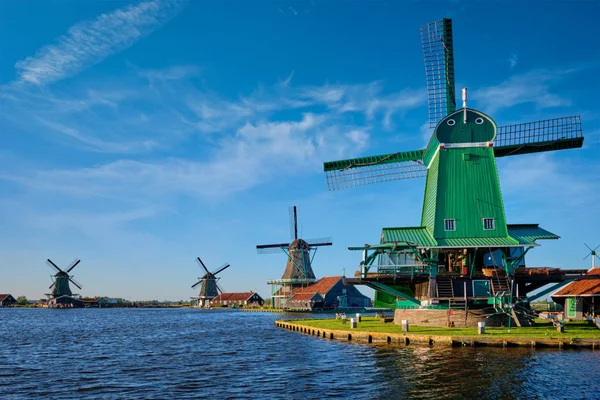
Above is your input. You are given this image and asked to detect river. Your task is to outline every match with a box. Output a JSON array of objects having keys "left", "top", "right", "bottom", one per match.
[{"left": 1, "top": 308, "right": 598, "bottom": 399}]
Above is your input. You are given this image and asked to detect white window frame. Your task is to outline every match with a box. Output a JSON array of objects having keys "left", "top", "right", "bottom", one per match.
[
  {"left": 444, "top": 219, "right": 456, "bottom": 231},
  {"left": 483, "top": 218, "right": 495, "bottom": 230}
]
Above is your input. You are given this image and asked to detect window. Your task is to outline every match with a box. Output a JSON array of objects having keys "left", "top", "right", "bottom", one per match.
[
  {"left": 483, "top": 218, "right": 495, "bottom": 230},
  {"left": 444, "top": 219, "right": 456, "bottom": 231}
]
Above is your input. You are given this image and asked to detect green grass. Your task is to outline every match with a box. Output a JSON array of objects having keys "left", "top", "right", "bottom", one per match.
[{"left": 291, "top": 317, "right": 600, "bottom": 340}]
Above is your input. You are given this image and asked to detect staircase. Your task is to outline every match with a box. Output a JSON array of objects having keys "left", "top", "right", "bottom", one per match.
[
  {"left": 491, "top": 275, "right": 510, "bottom": 295},
  {"left": 436, "top": 278, "right": 454, "bottom": 298}
]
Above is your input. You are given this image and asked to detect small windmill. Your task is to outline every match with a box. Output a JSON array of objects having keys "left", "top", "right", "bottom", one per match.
[
  {"left": 45, "top": 259, "right": 84, "bottom": 308},
  {"left": 583, "top": 244, "right": 600, "bottom": 270},
  {"left": 256, "top": 206, "right": 332, "bottom": 308},
  {"left": 191, "top": 257, "right": 230, "bottom": 308}
]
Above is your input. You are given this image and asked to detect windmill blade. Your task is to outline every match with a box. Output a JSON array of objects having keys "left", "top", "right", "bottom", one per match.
[
  {"left": 305, "top": 237, "right": 333, "bottom": 247},
  {"left": 257, "top": 246, "right": 288, "bottom": 255},
  {"left": 288, "top": 206, "right": 298, "bottom": 241},
  {"left": 494, "top": 116, "right": 583, "bottom": 158},
  {"left": 69, "top": 277, "right": 83, "bottom": 290},
  {"left": 46, "top": 259, "right": 63, "bottom": 273},
  {"left": 212, "top": 263, "right": 230, "bottom": 276},
  {"left": 49, "top": 281, "right": 56, "bottom": 289},
  {"left": 257, "top": 242, "right": 291, "bottom": 250},
  {"left": 216, "top": 282, "right": 225, "bottom": 294},
  {"left": 196, "top": 257, "right": 210, "bottom": 274},
  {"left": 66, "top": 259, "right": 81, "bottom": 273},
  {"left": 421, "top": 18, "right": 456, "bottom": 128},
  {"left": 323, "top": 150, "right": 426, "bottom": 191},
  {"left": 191, "top": 279, "right": 203, "bottom": 289}
]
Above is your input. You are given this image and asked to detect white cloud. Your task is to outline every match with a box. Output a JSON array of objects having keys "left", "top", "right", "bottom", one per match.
[
  {"left": 14, "top": 0, "right": 185, "bottom": 86},
  {"left": 498, "top": 153, "right": 599, "bottom": 207},
  {"left": 3, "top": 113, "right": 369, "bottom": 201},
  {"left": 508, "top": 53, "right": 518, "bottom": 69},
  {"left": 475, "top": 69, "right": 572, "bottom": 113}
]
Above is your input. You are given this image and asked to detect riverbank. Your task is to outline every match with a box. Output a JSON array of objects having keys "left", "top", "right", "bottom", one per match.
[
  {"left": 276, "top": 317, "right": 600, "bottom": 349},
  {"left": 240, "top": 308, "right": 284, "bottom": 313}
]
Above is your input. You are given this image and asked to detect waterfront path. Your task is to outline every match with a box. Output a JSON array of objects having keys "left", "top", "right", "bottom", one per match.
[{"left": 276, "top": 317, "right": 600, "bottom": 349}]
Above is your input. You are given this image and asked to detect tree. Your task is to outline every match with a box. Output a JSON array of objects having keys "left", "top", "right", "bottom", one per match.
[{"left": 16, "top": 296, "right": 28, "bottom": 306}]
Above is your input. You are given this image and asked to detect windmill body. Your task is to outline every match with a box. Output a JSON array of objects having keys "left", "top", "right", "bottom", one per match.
[
  {"left": 191, "top": 257, "right": 230, "bottom": 308},
  {"left": 45, "top": 259, "right": 85, "bottom": 309},
  {"left": 323, "top": 18, "right": 588, "bottom": 326},
  {"left": 257, "top": 206, "right": 332, "bottom": 309}
]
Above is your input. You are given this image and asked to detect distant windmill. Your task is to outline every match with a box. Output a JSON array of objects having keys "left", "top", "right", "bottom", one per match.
[
  {"left": 256, "top": 206, "right": 332, "bottom": 308},
  {"left": 191, "top": 257, "right": 230, "bottom": 308},
  {"left": 583, "top": 244, "right": 600, "bottom": 270},
  {"left": 45, "top": 259, "right": 85, "bottom": 308}
]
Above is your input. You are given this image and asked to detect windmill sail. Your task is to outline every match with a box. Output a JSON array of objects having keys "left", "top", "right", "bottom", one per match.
[
  {"left": 421, "top": 18, "right": 456, "bottom": 128},
  {"left": 323, "top": 150, "right": 427, "bottom": 191},
  {"left": 494, "top": 116, "right": 583, "bottom": 157}
]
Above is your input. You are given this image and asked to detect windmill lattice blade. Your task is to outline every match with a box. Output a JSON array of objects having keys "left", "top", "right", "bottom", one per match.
[
  {"left": 191, "top": 280, "right": 203, "bottom": 289},
  {"left": 216, "top": 283, "right": 224, "bottom": 294},
  {"left": 212, "top": 263, "right": 230, "bottom": 276},
  {"left": 288, "top": 206, "right": 298, "bottom": 241},
  {"left": 584, "top": 254, "right": 590, "bottom": 260},
  {"left": 421, "top": 18, "right": 456, "bottom": 128},
  {"left": 257, "top": 243, "right": 291, "bottom": 250},
  {"left": 494, "top": 116, "right": 583, "bottom": 157},
  {"left": 69, "top": 277, "right": 83, "bottom": 290},
  {"left": 196, "top": 257, "right": 210, "bottom": 274},
  {"left": 49, "top": 282, "right": 56, "bottom": 289},
  {"left": 593, "top": 244, "right": 600, "bottom": 252},
  {"left": 46, "top": 259, "right": 62, "bottom": 273},
  {"left": 325, "top": 160, "right": 426, "bottom": 191},
  {"left": 305, "top": 237, "right": 333, "bottom": 246},
  {"left": 66, "top": 259, "right": 81, "bottom": 273},
  {"left": 256, "top": 247, "right": 288, "bottom": 255}
]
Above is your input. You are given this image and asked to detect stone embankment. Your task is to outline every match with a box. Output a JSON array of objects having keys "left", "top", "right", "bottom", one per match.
[{"left": 275, "top": 320, "right": 600, "bottom": 349}]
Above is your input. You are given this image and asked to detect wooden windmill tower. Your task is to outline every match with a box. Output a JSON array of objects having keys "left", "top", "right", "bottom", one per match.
[
  {"left": 322, "top": 18, "right": 585, "bottom": 324},
  {"left": 191, "top": 257, "right": 230, "bottom": 308},
  {"left": 257, "top": 206, "right": 332, "bottom": 309},
  {"left": 45, "top": 259, "right": 85, "bottom": 308}
]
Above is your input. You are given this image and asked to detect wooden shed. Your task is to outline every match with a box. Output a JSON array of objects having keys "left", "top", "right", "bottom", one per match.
[
  {"left": 552, "top": 268, "right": 600, "bottom": 320},
  {"left": 210, "top": 292, "right": 264, "bottom": 307},
  {"left": 0, "top": 294, "right": 17, "bottom": 307}
]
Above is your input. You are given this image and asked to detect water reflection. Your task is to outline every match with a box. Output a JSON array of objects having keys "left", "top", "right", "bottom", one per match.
[{"left": 1, "top": 308, "right": 599, "bottom": 400}]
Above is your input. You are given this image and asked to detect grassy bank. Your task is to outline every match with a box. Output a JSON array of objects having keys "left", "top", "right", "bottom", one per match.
[{"left": 292, "top": 317, "right": 600, "bottom": 340}]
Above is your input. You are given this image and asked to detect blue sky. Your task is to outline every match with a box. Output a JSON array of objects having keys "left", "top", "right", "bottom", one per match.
[{"left": 1, "top": 0, "right": 599, "bottom": 301}]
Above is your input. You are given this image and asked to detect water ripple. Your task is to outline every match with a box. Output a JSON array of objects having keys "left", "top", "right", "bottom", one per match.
[{"left": 2, "top": 308, "right": 600, "bottom": 399}]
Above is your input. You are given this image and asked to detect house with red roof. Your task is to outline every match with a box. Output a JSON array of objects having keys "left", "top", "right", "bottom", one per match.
[
  {"left": 0, "top": 294, "right": 17, "bottom": 307},
  {"left": 551, "top": 268, "right": 600, "bottom": 320},
  {"left": 210, "top": 292, "right": 264, "bottom": 308},
  {"left": 285, "top": 276, "right": 371, "bottom": 310}
]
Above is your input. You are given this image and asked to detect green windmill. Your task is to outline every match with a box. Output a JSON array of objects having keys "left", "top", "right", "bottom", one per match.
[
  {"left": 46, "top": 259, "right": 85, "bottom": 308},
  {"left": 323, "top": 19, "right": 585, "bottom": 325}
]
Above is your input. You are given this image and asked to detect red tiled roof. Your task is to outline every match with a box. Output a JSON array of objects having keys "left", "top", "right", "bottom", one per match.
[
  {"left": 553, "top": 268, "right": 600, "bottom": 296},
  {"left": 293, "top": 276, "right": 341, "bottom": 297},
  {"left": 289, "top": 292, "right": 323, "bottom": 301},
  {"left": 212, "top": 292, "right": 257, "bottom": 302}
]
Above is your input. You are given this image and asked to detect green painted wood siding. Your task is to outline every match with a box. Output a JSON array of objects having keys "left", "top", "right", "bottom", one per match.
[{"left": 421, "top": 109, "right": 510, "bottom": 241}]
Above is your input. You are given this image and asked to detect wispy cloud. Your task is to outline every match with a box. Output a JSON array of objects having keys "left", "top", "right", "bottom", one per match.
[
  {"left": 3, "top": 113, "right": 369, "bottom": 201},
  {"left": 499, "top": 153, "right": 600, "bottom": 208},
  {"left": 508, "top": 53, "right": 518, "bottom": 69},
  {"left": 475, "top": 69, "right": 572, "bottom": 113},
  {"left": 13, "top": 0, "right": 185, "bottom": 86}
]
